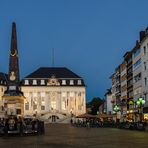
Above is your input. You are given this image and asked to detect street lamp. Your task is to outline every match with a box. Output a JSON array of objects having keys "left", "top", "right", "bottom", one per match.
[
  {"left": 113, "top": 105, "right": 120, "bottom": 123},
  {"left": 113, "top": 105, "right": 120, "bottom": 112},
  {"left": 136, "top": 97, "right": 145, "bottom": 122}
]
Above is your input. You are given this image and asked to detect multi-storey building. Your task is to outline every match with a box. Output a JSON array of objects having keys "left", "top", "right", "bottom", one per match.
[
  {"left": 104, "top": 89, "right": 113, "bottom": 115},
  {"left": 124, "top": 52, "right": 133, "bottom": 101},
  {"left": 140, "top": 29, "right": 148, "bottom": 121},
  {"left": 132, "top": 42, "right": 142, "bottom": 101},
  {"left": 110, "top": 65, "right": 122, "bottom": 121},
  {"left": 120, "top": 61, "right": 127, "bottom": 121},
  {"left": 114, "top": 66, "right": 121, "bottom": 105},
  {"left": 132, "top": 42, "right": 142, "bottom": 121},
  {"left": 110, "top": 73, "right": 116, "bottom": 104},
  {"left": 109, "top": 29, "right": 148, "bottom": 122}
]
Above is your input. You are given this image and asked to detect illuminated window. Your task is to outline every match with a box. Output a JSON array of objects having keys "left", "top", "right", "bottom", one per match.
[
  {"left": 33, "top": 92, "right": 37, "bottom": 97},
  {"left": 33, "top": 80, "right": 37, "bottom": 85},
  {"left": 25, "top": 102, "right": 29, "bottom": 110},
  {"left": 78, "top": 92, "right": 81, "bottom": 96},
  {"left": 51, "top": 101, "right": 56, "bottom": 110},
  {"left": 25, "top": 92, "right": 29, "bottom": 97},
  {"left": 41, "top": 80, "right": 45, "bottom": 85},
  {"left": 62, "top": 92, "right": 66, "bottom": 97},
  {"left": 33, "top": 104, "right": 37, "bottom": 110},
  {"left": 41, "top": 92, "right": 45, "bottom": 97},
  {"left": 78, "top": 80, "right": 82, "bottom": 85},
  {"left": 41, "top": 97, "right": 45, "bottom": 106},
  {"left": 62, "top": 100, "right": 66, "bottom": 110},
  {"left": 25, "top": 80, "right": 29, "bottom": 85},
  {"left": 62, "top": 80, "right": 66, "bottom": 85},
  {"left": 70, "top": 80, "right": 74, "bottom": 85},
  {"left": 70, "top": 92, "right": 74, "bottom": 97},
  {"left": 41, "top": 106, "right": 45, "bottom": 110}
]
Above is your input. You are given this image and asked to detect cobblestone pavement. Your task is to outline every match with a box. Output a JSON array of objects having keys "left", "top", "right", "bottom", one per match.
[{"left": 0, "top": 124, "right": 148, "bottom": 148}]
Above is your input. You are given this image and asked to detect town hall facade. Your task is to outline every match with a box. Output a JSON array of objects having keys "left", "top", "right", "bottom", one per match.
[{"left": 0, "top": 22, "right": 86, "bottom": 121}]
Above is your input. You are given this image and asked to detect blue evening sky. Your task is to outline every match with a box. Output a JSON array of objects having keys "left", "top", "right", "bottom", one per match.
[{"left": 0, "top": 0, "right": 148, "bottom": 101}]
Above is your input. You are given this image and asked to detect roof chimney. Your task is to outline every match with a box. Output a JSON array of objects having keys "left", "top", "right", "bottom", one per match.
[{"left": 140, "top": 31, "right": 145, "bottom": 42}]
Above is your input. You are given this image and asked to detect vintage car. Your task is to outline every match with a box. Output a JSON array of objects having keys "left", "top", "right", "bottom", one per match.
[
  {"left": 0, "top": 115, "right": 44, "bottom": 136},
  {"left": 5, "top": 115, "right": 22, "bottom": 135},
  {"left": 23, "top": 117, "right": 34, "bottom": 134},
  {"left": 0, "top": 118, "right": 5, "bottom": 135},
  {"left": 23, "top": 117, "right": 44, "bottom": 135}
]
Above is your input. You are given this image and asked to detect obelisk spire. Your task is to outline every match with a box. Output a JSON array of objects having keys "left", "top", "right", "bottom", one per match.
[
  {"left": 11, "top": 22, "right": 17, "bottom": 50},
  {"left": 8, "top": 22, "right": 20, "bottom": 84}
]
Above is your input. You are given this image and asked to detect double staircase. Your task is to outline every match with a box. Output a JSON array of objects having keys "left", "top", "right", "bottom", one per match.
[{"left": 38, "top": 111, "right": 72, "bottom": 124}]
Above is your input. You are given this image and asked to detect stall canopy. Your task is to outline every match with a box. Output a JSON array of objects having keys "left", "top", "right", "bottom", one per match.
[
  {"left": 96, "top": 113, "right": 116, "bottom": 118},
  {"left": 76, "top": 113, "right": 96, "bottom": 119},
  {"left": 76, "top": 113, "right": 116, "bottom": 119}
]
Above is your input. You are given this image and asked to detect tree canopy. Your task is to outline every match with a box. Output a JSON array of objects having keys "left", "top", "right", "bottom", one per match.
[{"left": 87, "top": 97, "right": 103, "bottom": 115}]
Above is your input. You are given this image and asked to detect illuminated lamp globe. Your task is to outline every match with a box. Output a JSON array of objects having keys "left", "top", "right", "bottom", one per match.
[
  {"left": 142, "top": 100, "right": 146, "bottom": 105},
  {"left": 139, "top": 98, "right": 143, "bottom": 101},
  {"left": 136, "top": 101, "right": 140, "bottom": 105}
]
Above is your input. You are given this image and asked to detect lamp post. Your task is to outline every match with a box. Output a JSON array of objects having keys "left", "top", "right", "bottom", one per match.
[
  {"left": 113, "top": 105, "right": 120, "bottom": 123},
  {"left": 136, "top": 97, "right": 145, "bottom": 122},
  {"left": 113, "top": 105, "right": 120, "bottom": 112}
]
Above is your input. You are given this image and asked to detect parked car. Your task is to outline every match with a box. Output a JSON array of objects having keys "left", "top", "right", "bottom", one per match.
[
  {"left": 0, "top": 118, "right": 5, "bottom": 135},
  {"left": 122, "top": 122, "right": 136, "bottom": 130},
  {"left": 23, "top": 117, "right": 34, "bottom": 134},
  {"left": 23, "top": 117, "right": 44, "bottom": 135},
  {"left": 5, "top": 115, "right": 22, "bottom": 135},
  {"left": 0, "top": 115, "right": 45, "bottom": 136},
  {"left": 136, "top": 122, "right": 146, "bottom": 131}
]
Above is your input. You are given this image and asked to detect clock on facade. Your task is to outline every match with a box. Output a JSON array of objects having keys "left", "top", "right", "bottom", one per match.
[
  {"left": 10, "top": 49, "right": 17, "bottom": 57},
  {"left": 10, "top": 71, "right": 16, "bottom": 81}
]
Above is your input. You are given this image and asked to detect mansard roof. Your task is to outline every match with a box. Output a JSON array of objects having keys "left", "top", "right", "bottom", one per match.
[
  {"left": 0, "top": 72, "right": 8, "bottom": 81},
  {"left": 24, "top": 67, "right": 82, "bottom": 79},
  {"left": 0, "top": 72, "right": 8, "bottom": 86}
]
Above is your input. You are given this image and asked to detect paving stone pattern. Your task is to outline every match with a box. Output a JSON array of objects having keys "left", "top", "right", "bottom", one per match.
[{"left": 0, "top": 124, "right": 148, "bottom": 148}]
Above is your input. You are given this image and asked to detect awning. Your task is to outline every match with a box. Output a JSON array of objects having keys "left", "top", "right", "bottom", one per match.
[
  {"left": 76, "top": 113, "right": 96, "bottom": 119},
  {"left": 96, "top": 113, "right": 116, "bottom": 118}
]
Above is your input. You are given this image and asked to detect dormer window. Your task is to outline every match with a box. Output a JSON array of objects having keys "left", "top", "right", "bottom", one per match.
[
  {"left": 70, "top": 80, "right": 74, "bottom": 85},
  {"left": 33, "top": 80, "right": 37, "bottom": 85},
  {"left": 25, "top": 80, "right": 29, "bottom": 85},
  {"left": 78, "top": 80, "right": 82, "bottom": 85},
  {"left": 41, "top": 80, "right": 45, "bottom": 85},
  {"left": 62, "top": 80, "right": 66, "bottom": 85}
]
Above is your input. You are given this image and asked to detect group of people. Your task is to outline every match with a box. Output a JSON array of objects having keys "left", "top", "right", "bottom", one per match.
[
  {"left": 70, "top": 118, "right": 116, "bottom": 128},
  {"left": 70, "top": 118, "right": 148, "bottom": 131}
]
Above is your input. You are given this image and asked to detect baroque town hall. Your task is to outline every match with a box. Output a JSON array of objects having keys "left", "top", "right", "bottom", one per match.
[{"left": 0, "top": 23, "right": 86, "bottom": 122}]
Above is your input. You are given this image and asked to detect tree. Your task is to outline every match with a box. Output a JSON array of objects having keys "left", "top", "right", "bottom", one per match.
[{"left": 87, "top": 97, "right": 103, "bottom": 115}]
